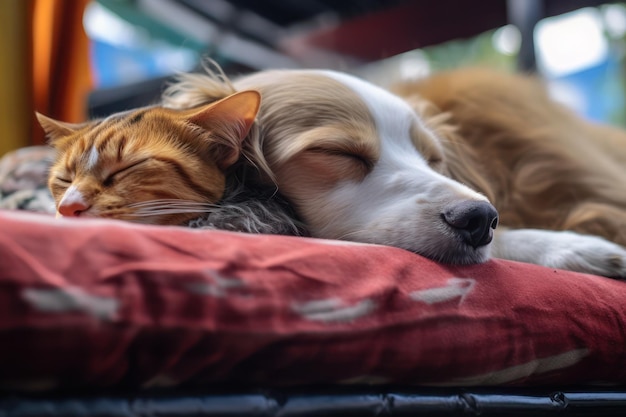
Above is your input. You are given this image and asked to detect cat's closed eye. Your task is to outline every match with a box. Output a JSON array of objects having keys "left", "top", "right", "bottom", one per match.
[{"left": 103, "top": 159, "right": 150, "bottom": 186}]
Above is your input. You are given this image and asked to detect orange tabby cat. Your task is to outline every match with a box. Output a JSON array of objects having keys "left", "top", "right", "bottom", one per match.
[{"left": 37, "top": 90, "right": 260, "bottom": 226}]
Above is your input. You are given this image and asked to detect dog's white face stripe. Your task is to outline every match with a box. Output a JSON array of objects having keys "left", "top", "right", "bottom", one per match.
[
  {"left": 321, "top": 70, "right": 481, "bottom": 197},
  {"left": 321, "top": 71, "right": 428, "bottom": 152}
]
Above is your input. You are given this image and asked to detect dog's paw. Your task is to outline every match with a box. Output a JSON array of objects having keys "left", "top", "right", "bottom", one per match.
[
  {"left": 493, "top": 229, "right": 626, "bottom": 279},
  {"left": 541, "top": 232, "right": 626, "bottom": 278}
]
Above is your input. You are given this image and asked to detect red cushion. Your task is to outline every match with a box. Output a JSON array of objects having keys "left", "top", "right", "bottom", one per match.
[{"left": 0, "top": 209, "right": 625, "bottom": 390}]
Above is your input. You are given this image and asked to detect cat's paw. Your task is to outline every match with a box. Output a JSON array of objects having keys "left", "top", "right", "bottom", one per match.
[{"left": 494, "top": 229, "right": 626, "bottom": 278}]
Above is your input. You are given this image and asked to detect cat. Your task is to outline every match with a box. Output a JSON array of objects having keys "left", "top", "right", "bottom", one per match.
[{"left": 37, "top": 90, "right": 305, "bottom": 235}]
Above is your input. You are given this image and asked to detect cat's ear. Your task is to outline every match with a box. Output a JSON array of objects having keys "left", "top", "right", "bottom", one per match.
[
  {"left": 187, "top": 90, "right": 261, "bottom": 169},
  {"left": 36, "top": 112, "right": 86, "bottom": 145}
]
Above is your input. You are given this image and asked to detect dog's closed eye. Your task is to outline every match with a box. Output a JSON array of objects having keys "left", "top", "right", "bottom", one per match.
[
  {"left": 302, "top": 147, "right": 374, "bottom": 183},
  {"left": 279, "top": 144, "right": 375, "bottom": 189},
  {"left": 308, "top": 147, "right": 374, "bottom": 171}
]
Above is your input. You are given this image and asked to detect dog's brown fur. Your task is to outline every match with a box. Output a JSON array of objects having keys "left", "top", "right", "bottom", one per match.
[
  {"left": 392, "top": 68, "right": 626, "bottom": 246},
  {"left": 163, "top": 64, "right": 626, "bottom": 276}
]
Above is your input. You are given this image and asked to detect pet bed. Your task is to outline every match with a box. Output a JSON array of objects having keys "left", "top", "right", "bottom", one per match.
[{"left": 1, "top": 146, "right": 625, "bottom": 416}]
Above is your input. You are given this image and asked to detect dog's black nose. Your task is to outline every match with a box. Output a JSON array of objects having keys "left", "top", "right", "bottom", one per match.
[{"left": 442, "top": 201, "right": 499, "bottom": 248}]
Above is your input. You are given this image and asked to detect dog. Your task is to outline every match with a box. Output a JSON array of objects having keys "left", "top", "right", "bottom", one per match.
[{"left": 163, "top": 64, "right": 626, "bottom": 278}]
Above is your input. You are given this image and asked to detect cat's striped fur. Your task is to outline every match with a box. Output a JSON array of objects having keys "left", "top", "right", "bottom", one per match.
[{"left": 38, "top": 91, "right": 278, "bottom": 227}]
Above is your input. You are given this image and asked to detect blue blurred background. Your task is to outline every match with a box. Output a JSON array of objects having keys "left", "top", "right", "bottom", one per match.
[
  {"left": 84, "top": 1, "right": 626, "bottom": 125},
  {"left": 3, "top": 0, "right": 626, "bottom": 155}
]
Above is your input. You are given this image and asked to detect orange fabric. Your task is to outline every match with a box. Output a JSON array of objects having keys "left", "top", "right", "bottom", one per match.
[
  {"left": 0, "top": 0, "right": 32, "bottom": 157},
  {"left": 31, "top": 0, "right": 92, "bottom": 145}
]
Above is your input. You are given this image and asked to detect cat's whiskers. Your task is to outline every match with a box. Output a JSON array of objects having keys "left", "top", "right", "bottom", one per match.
[{"left": 126, "top": 199, "right": 218, "bottom": 217}]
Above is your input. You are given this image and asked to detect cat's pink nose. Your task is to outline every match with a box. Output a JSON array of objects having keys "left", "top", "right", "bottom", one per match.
[
  {"left": 58, "top": 186, "right": 91, "bottom": 217},
  {"left": 58, "top": 201, "right": 90, "bottom": 217}
]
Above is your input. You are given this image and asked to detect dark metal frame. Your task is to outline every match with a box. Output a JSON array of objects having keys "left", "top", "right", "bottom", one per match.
[{"left": 4, "top": 387, "right": 626, "bottom": 416}]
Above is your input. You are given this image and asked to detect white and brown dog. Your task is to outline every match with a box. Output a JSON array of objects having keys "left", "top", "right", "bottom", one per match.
[{"left": 164, "top": 65, "right": 626, "bottom": 278}]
